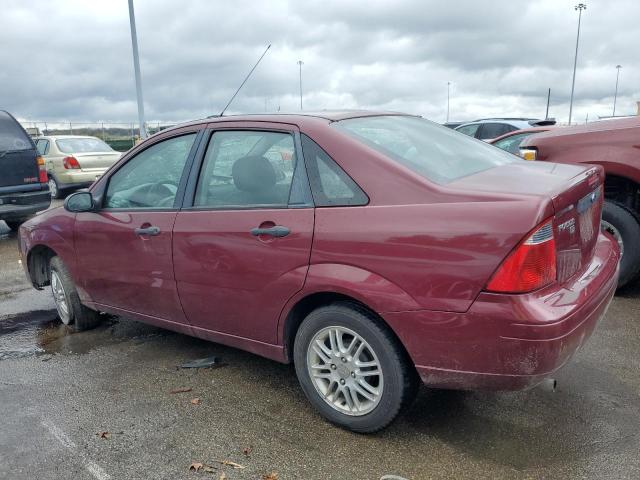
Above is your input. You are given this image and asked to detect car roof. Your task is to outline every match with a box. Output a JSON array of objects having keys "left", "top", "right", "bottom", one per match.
[
  {"left": 456, "top": 119, "right": 535, "bottom": 130},
  {"left": 488, "top": 126, "right": 554, "bottom": 144},
  {"left": 37, "top": 135, "right": 105, "bottom": 140},
  {"left": 158, "top": 110, "right": 418, "bottom": 135}
]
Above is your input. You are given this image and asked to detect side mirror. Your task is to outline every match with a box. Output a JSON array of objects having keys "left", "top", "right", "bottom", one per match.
[{"left": 64, "top": 191, "right": 95, "bottom": 212}]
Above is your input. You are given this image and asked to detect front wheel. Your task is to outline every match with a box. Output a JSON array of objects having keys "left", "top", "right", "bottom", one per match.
[
  {"left": 294, "top": 303, "right": 417, "bottom": 433},
  {"left": 49, "top": 256, "right": 101, "bottom": 331},
  {"left": 601, "top": 201, "right": 640, "bottom": 288}
]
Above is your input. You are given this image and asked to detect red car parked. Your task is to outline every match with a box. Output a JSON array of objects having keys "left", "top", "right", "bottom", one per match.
[
  {"left": 19, "top": 112, "right": 619, "bottom": 432},
  {"left": 520, "top": 117, "right": 640, "bottom": 287}
]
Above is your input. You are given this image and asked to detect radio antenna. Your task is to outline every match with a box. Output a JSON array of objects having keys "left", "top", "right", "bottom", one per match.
[{"left": 219, "top": 44, "right": 271, "bottom": 117}]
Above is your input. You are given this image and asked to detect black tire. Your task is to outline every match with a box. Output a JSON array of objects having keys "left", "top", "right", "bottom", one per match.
[
  {"left": 48, "top": 176, "right": 62, "bottom": 199},
  {"left": 49, "top": 256, "right": 101, "bottom": 331},
  {"left": 602, "top": 201, "right": 640, "bottom": 288},
  {"left": 293, "top": 302, "right": 418, "bottom": 433},
  {"left": 4, "top": 220, "right": 25, "bottom": 231}
]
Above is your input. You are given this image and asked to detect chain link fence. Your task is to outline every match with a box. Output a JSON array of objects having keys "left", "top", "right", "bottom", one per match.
[{"left": 19, "top": 121, "right": 176, "bottom": 152}]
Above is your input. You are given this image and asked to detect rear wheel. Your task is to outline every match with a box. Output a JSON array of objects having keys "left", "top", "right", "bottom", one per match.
[
  {"left": 48, "top": 176, "right": 62, "bottom": 199},
  {"left": 602, "top": 200, "right": 640, "bottom": 287},
  {"left": 294, "top": 303, "right": 417, "bottom": 433},
  {"left": 49, "top": 256, "right": 101, "bottom": 331}
]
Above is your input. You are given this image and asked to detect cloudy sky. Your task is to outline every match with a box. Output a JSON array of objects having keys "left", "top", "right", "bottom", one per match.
[{"left": 1, "top": 0, "right": 638, "bottom": 125}]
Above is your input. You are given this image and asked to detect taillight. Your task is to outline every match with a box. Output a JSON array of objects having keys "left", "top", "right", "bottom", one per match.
[
  {"left": 520, "top": 148, "right": 537, "bottom": 161},
  {"left": 485, "top": 219, "right": 556, "bottom": 293},
  {"left": 36, "top": 155, "right": 48, "bottom": 183},
  {"left": 63, "top": 156, "right": 81, "bottom": 169}
]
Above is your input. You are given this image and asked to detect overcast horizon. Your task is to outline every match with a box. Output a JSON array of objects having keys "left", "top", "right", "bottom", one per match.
[{"left": 1, "top": 0, "right": 638, "bottom": 125}]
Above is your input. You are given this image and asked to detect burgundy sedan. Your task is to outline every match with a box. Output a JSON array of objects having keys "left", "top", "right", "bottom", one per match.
[{"left": 19, "top": 112, "right": 619, "bottom": 432}]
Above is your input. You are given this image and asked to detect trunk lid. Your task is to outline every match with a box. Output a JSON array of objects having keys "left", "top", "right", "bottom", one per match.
[
  {"left": 74, "top": 152, "right": 121, "bottom": 172},
  {"left": 451, "top": 161, "right": 604, "bottom": 284}
]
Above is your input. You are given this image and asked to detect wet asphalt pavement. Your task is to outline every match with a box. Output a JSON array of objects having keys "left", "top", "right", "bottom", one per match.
[{"left": 1, "top": 205, "right": 639, "bottom": 480}]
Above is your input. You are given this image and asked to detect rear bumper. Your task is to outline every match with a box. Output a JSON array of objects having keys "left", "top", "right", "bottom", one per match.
[
  {"left": 384, "top": 233, "right": 620, "bottom": 391},
  {"left": 0, "top": 188, "right": 51, "bottom": 221},
  {"left": 56, "top": 170, "right": 105, "bottom": 188}
]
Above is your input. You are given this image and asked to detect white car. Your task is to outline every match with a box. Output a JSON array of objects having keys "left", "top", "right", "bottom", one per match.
[{"left": 35, "top": 135, "right": 121, "bottom": 198}]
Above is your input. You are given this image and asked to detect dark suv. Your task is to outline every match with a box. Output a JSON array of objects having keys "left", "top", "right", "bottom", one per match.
[{"left": 0, "top": 110, "right": 50, "bottom": 230}]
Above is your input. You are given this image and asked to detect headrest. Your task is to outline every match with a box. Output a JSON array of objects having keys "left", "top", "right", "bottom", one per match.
[{"left": 232, "top": 155, "right": 276, "bottom": 193}]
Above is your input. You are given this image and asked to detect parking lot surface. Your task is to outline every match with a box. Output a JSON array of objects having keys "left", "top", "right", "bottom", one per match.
[{"left": 1, "top": 205, "right": 639, "bottom": 480}]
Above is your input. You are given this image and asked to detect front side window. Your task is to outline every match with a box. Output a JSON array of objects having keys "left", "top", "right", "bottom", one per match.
[
  {"left": 194, "top": 130, "right": 297, "bottom": 208},
  {"left": 105, "top": 133, "right": 196, "bottom": 209},
  {"left": 334, "top": 116, "right": 516, "bottom": 185},
  {"left": 492, "top": 132, "right": 530, "bottom": 155}
]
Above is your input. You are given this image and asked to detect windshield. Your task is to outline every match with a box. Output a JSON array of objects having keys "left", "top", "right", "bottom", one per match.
[
  {"left": 334, "top": 116, "right": 517, "bottom": 184},
  {"left": 56, "top": 137, "right": 114, "bottom": 153},
  {"left": 0, "top": 111, "right": 32, "bottom": 153}
]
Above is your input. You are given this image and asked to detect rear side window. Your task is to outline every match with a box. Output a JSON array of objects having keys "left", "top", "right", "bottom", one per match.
[
  {"left": 455, "top": 124, "right": 480, "bottom": 137},
  {"left": 492, "top": 132, "right": 531, "bottom": 155},
  {"left": 36, "top": 139, "right": 50, "bottom": 155},
  {"left": 334, "top": 116, "right": 516, "bottom": 185},
  {"left": 301, "top": 134, "right": 368, "bottom": 207},
  {"left": 479, "top": 123, "right": 515, "bottom": 139},
  {"left": 0, "top": 111, "right": 32, "bottom": 152}
]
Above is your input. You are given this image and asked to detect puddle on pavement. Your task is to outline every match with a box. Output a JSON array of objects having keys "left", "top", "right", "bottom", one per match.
[{"left": 0, "top": 309, "right": 171, "bottom": 360}]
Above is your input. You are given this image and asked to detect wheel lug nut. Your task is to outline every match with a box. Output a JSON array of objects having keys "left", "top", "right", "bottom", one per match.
[
  {"left": 341, "top": 357, "right": 346, "bottom": 363},
  {"left": 331, "top": 364, "right": 336, "bottom": 370},
  {"left": 351, "top": 372, "right": 356, "bottom": 378},
  {"left": 340, "top": 379, "right": 345, "bottom": 385}
]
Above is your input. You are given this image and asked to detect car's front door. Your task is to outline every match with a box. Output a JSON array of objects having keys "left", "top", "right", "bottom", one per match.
[
  {"left": 173, "top": 126, "right": 314, "bottom": 345},
  {"left": 74, "top": 130, "right": 201, "bottom": 327}
]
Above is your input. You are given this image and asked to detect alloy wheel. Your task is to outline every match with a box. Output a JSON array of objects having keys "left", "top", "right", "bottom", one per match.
[
  {"left": 51, "top": 270, "right": 71, "bottom": 324},
  {"left": 306, "top": 326, "right": 383, "bottom": 416},
  {"left": 48, "top": 178, "right": 58, "bottom": 198}
]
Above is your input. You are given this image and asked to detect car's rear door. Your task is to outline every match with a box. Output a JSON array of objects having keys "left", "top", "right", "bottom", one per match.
[
  {"left": 172, "top": 122, "right": 314, "bottom": 346},
  {"left": 74, "top": 128, "right": 203, "bottom": 328}
]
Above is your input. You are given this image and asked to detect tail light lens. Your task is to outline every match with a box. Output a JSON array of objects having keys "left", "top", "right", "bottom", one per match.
[
  {"left": 36, "top": 155, "right": 48, "bottom": 183},
  {"left": 485, "top": 219, "right": 556, "bottom": 293},
  {"left": 63, "top": 156, "right": 81, "bottom": 169}
]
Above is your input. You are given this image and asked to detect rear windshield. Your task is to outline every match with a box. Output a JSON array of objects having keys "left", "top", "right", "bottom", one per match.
[
  {"left": 334, "top": 116, "right": 517, "bottom": 184},
  {"left": 56, "top": 137, "right": 114, "bottom": 153},
  {"left": 0, "top": 111, "right": 32, "bottom": 153}
]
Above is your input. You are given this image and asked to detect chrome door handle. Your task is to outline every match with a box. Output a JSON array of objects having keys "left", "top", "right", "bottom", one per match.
[
  {"left": 134, "top": 226, "right": 160, "bottom": 236},
  {"left": 250, "top": 225, "right": 290, "bottom": 238}
]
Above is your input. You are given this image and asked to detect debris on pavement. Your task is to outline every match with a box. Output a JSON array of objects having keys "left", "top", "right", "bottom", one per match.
[
  {"left": 262, "top": 472, "right": 279, "bottom": 480},
  {"left": 169, "top": 387, "right": 193, "bottom": 394},
  {"left": 190, "top": 397, "right": 201, "bottom": 405},
  {"left": 97, "top": 431, "right": 110, "bottom": 439},
  {"left": 189, "top": 462, "right": 216, "bottom": 473},
  {"left": 217, "top": 460, "right": 245, "bottom": 469},
  {"left": 180, "top": 356, "right": 226, "bottom": 369},
  {"left": 242, "top": 446, "right": 252, "bottom": 457}
]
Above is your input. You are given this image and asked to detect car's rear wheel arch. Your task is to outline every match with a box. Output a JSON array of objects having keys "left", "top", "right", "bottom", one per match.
[
  {"left": 27, "top": 245, "right": 58, "bottom": 289},
  {"left": 283, "top": 292, "right": 414, "bottom": 370},
  {"left": 604, "top": 174, "right": 640, "bottom": 217}
]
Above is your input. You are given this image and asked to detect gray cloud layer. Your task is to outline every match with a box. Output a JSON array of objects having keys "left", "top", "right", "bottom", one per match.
[{"left": 1, "top": 0, "right": 637, "bottom": 124}]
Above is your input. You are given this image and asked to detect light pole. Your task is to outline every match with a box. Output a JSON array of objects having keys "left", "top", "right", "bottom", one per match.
[
  {"left": 128, "top": 0, "right": 147, "bottom": 139},
  {"left": 568, "top": 3, "right": 586, "bottom": 125},
  {"left": 613, "top": 64, "right": 622, "bottom": 116},
  {"left": 297, "top": 60, "right": 304, "bottom": 110},
  {"left": 446, "top": 82, "right": 451, "bottom": 123}
]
